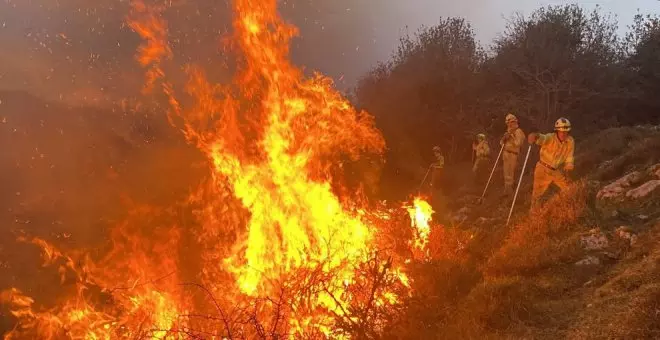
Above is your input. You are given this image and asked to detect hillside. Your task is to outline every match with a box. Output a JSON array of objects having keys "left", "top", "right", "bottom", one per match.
[
  {"left": 391, "top": 125, "right": 660, "bottom": 339},
  {"left": 1, "top": 90, "right": 659, "bottom": 338}
]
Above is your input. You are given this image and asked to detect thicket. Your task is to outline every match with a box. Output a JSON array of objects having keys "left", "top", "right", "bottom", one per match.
[{"left": 353, "top": 5, "right": 660, "bottom": 197}]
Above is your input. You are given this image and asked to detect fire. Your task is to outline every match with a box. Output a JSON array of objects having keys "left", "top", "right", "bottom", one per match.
[
  {"left": 406, "top": 197, "right": 434, "bottom": 255},
  {"left": 1, "top": 0, "right": 442, "bottom": 338}
]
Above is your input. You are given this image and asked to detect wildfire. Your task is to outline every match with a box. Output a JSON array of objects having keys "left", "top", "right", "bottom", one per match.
[
  {"left": 406, "top": 197, "right": 434, "bottom": 255},
  {"left": 1, "top": 0, "right": 441, "bottom": 338}
]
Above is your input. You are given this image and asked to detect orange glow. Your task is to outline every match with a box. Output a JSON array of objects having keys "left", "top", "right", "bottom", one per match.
[{"left": 0, "top": 0, "right": 440, "bottom": 337}]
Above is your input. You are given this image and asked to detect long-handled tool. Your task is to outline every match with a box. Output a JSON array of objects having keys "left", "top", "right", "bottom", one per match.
[
  {"left": 417, "top": 164, "right": 434, "bottom": 193},
  {"left": 506, "top": 144, "right": 532, "bottom": 226},
  {"left": 479, "top": 144, "right": 504, "bottom": 202}
]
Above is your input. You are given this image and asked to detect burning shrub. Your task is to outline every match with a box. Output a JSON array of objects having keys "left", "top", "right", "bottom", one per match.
[{"left": 0, "top": 0, "right": 442, "bottom": 338}]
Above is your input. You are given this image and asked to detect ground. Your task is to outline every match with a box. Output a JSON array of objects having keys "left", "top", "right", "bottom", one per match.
[
  {"left": 1, "top": 89, "right": 659, "bottom": 338},
  {"left": 390, "top": 125, "right": 660, "bottom": 339}
]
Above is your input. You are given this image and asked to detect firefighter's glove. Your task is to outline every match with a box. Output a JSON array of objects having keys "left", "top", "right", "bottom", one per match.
[
  {"left": 528, "top": 133, "right": 539, "bottom": 144},
  {"left": 500, "top": 134, "right": 510, "bottom": 145}
]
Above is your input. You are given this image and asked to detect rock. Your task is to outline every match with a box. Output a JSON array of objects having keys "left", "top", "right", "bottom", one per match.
[
  {"left": 597, "top": 170, "right": 660, "bottom": 216},
  {"left": 597, "top": 171, "right": 644, "bottom": 200},
  {"left": 648, "top": 163, "right": 660, "bottom": 179},
  {"left": 580, "top": 228, "right": 609, "bottom": 251},
  {"left": 625, "top": 180, "right": 660, "bottom": 199},
  {"left": 575, "top": 256, "right": 600, "bottom": 266},
  {"left": 615, "top": 226, "right": 638, "bottom": 247}
]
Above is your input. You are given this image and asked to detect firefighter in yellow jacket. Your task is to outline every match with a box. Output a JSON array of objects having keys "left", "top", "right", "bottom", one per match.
[
  {"left": 500, "top": 114, "right": 526, "bottom": 195},
  {"left": 472, "top": 134, "right": 490, "bottom": 171},
  {"left": 472, "top": 134, "right": 491, "bottom": 187},
  {"left": 430, "top": 145, "right": 444, "bottom": 191},
  {"left": 528, "top": 117, "right": 575, "bottom": 203}
]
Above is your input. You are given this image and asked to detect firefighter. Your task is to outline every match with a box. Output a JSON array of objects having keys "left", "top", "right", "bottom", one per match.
[
  {"left": 430, "top": 145, "right": 444, "bottom": 191},
  {"left": 528, "top": 117, "right": 575, "bottom": 204},
  {"left": 472, "top": 134, "right": 490, "bottom": 172},
  {"left": 472, "top": 134, "right": 491, "bottom": 187},
  {"left": 500, "top": 113, "right": 526, "bottom": 195},
  {"left": 428, "top": 145, "right": 447, "bottom": 218}
]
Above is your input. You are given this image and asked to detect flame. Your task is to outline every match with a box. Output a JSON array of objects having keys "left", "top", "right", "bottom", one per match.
[
  {"left": 406, "top": 197, "right": 434, "bottom": 255},
  {"left": 0, "top": 0, "right": 442, "bottom": 338}
]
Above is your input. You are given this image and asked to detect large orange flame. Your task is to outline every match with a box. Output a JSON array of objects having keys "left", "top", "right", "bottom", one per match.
[{"left": 1, "top": 0, "right": 440, "bottom": 338}]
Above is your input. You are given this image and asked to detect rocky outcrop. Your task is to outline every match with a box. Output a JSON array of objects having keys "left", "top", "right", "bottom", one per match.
[
  {"left": 596, "top": 163, "right": 660, "bottom": 216},
  {"left": 580, "top": 228, "right": 609, "bottom": 251}
]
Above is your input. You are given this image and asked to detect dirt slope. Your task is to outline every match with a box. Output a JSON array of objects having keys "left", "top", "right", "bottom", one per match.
[{"left": 392, "top": 125, "right": 660, "bottom": 339}]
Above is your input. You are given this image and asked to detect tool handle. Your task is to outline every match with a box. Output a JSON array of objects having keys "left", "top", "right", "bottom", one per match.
[
  {"left": 506, "top": 145, "right": 532, "bottom": 226},
  {"left": 480, "top": 144, "right": 504, "bottom": 200}
]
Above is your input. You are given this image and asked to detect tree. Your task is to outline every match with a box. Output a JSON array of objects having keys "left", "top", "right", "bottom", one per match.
[
  {"left": 488, "top": 5, "right": 623, "bottom": 132},
  {"left": 624, "top": 14, "right": 660, "bottom": 125},
  {"left": 355, "top": 18, "right": 485, "bottom": 198}
]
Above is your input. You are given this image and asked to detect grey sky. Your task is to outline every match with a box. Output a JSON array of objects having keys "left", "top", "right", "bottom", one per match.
[{"left": 289, "top": 0, "right": 660, "bottom": 89}]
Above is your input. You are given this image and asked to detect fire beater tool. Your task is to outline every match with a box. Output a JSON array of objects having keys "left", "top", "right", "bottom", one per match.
[
  {"left": 479, "top": 144, "right": 504, "bottom": 203},
  {"left": 417, "top": 164, "right": 434, "bottom": 194},
  {"left": 506, "top": 144, "right": 532, "bottom": 226}
]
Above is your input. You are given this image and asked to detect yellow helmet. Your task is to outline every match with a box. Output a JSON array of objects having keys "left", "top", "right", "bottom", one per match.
[
  {"left": 432, "top": 146, "right": 442, "bottom": 153},
  {"left": 477, "top": 133, "right": 486, "bottom": 140},
  {"left": 505, "top": 113, "right": 518, "bottom": 124},
  {"left": 554, "top": 117, "right": 571, "bottom": 131}
]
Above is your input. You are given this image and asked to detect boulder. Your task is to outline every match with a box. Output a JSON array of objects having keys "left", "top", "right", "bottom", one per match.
[
  {"left": 596, "top": 171, "right": 643, "bottom": 200},
  {"left": 596, "top": 167, "right": 660, "bottom": 216},
  {"left": 649, "top": 163, "right": 660, "bottom": 179},
  {"left": 580, "top": 228, "right": 609, "bottom": 251},
  {"left": 625, "top": 180, "right": 660, "bottom": 199},
  {"left": 615, "top": 226, "right": 638, "bottom": 247}
]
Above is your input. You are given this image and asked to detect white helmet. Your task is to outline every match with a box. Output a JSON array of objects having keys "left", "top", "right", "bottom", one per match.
[
  {"left": 477, "top": 133, "right": 486, "bottom": 140},
  {"left": 505, "top": 113, "right": 518, "bottom": 124},
  {"left": 554, "top": 117, "right": 571, "bottom": 132}
]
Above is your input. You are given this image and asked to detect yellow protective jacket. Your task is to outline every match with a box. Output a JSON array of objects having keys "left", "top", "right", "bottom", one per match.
[
  {"left": 431, "top": 155, "right": 444, "bottom": 169},
  {"left": 535, "top": 133, "right": 575, "bottom": 170},
  {"left": 501, "top": 127, "right": 526, "bottom": 155},
  {"left": 473, "top": 140, "right": 490, "bottom": 159}
]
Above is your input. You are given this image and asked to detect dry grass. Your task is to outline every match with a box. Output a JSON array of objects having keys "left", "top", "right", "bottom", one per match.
[
  {"left": 567, "top": 222, "right": 660, "bottom": 339},
  {"left": 398, "top": 126, "right": 660, "bottom": 339},
  {"left": 485, "top": 181, "right": 590, "bottom": 276}
]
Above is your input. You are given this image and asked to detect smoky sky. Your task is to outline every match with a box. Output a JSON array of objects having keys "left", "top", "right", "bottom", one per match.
[{"left": 0, "top": 0, "right": 658, "bottom": 106}]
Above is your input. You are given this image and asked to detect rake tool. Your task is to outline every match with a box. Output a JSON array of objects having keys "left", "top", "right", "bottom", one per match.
[
  {"left": 506, "top": 144, "right": 532, "bottom": 226},
  {"left": 479, "top": 144, "right": 504, "bottom": 203}
]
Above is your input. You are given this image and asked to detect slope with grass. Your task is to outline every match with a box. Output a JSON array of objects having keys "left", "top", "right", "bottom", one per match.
[{"left": 389, "top": 125, "right": 660, "bottom": 339}]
